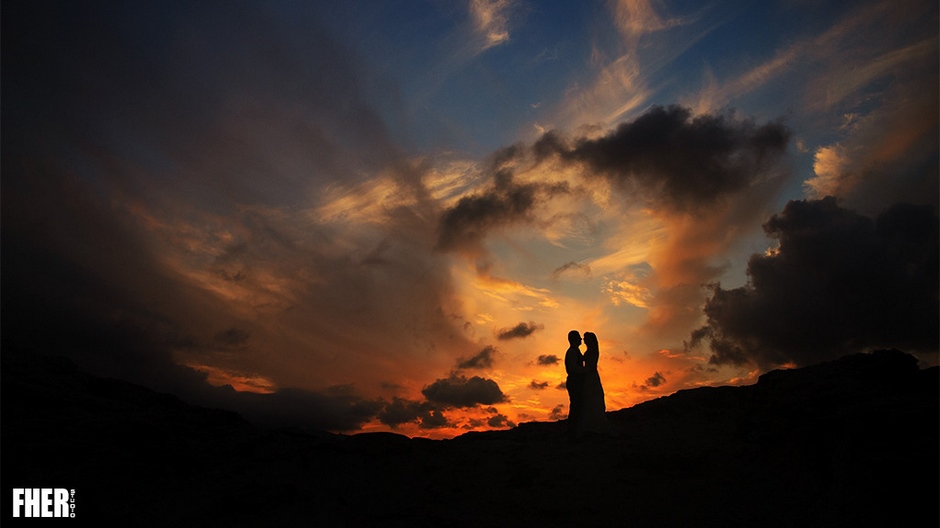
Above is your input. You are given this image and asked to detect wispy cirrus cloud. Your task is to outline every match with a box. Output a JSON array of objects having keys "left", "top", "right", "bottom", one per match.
[
  {"left": 803, "top": 36, "right": 939, "bottom": 211},
  {"left": 553, "top": 0, "right": 697, "bottom": 130},
  {"left": 469, "top": 0, "right": 514, "bottom": 52}
]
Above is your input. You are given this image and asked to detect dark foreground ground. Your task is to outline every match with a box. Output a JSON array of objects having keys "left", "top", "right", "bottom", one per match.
[{"left": 3, "top": 349, "right": 937, "bottom": 527}]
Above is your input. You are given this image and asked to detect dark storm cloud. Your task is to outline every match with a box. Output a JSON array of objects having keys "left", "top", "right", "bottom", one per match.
[
  {"left": 539, "top": 105, "right": 790, "bottom": 211},
  {"left": 537, "top": 354, "right": 559, "bottom": 366},
  {"left": 375, "top": 371, "right": 512, "bottom": 429},
  {"left": 691, "top": 197, "right": 939, "bottom": 368},
  {"left": 529, "top": 380, "right": 550, "bottom": 390},
  {"left": 487, "top": 414, "right": 515, "bottom": 428},
  {"left": 496, "top": 321, "right": 544, "bottom": 340},
  {"left": 457, "top": 345, "right": 497, "bottom": 370},
  {"left": 422, "top": 374, "right": 508, "bottom": 407},
  {"left": 419, "top": 410, "right": 452, "bottom": 429},
  {"left": 377, "top": 397, "right": 424, "bottom": 427},
  {"left": 436, "top": 169, "right": 570, "bottom": 253},
  {"left": 463, "top": 408, "right": 515, "bottom": 429},
  {"left": 376, "top": 397, "right": 451, "bottom": 429}
]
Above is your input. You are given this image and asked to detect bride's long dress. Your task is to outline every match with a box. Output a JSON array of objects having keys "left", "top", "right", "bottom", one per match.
[{"left": 579, "top": 346, "right": 616, "bottom": 436}]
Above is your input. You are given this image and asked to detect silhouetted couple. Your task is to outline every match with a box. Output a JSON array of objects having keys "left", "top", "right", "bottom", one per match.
[{"left": 565, "top": 330, "right": 616, "bottom": 441}]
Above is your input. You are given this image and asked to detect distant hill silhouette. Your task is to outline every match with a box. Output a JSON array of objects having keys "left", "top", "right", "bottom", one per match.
[{"left": 3, "top": 349, "right": 936, "bottom": 527}]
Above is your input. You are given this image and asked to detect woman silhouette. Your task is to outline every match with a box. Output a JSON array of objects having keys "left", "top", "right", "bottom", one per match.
[{"left": 579, "top": 332, "right": 616, "bottom": 437}]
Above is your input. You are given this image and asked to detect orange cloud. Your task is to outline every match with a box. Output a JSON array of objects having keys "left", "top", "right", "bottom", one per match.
[{"left": 187, "top": 364, "right": 277, "bottom": 394}]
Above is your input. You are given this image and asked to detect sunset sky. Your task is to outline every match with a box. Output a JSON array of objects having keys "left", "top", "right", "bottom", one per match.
[{"left": 3, "top": 0, "right": 937, "bottom": 438}]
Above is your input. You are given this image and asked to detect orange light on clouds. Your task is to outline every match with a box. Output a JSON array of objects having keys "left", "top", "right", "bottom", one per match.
[
  {"left": 187, "top": 364, "right": 277, "bottom": 394},
  {"left": 3, "top": 0, "right": 935, "bottom": 447},
  {"left": 357, "top": 404, "right": 524, "bottom": 440}
]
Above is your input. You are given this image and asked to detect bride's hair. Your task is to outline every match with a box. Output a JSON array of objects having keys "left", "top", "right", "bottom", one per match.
[{"left": 584, "top": 332, "right": 598, "bottom": 347}]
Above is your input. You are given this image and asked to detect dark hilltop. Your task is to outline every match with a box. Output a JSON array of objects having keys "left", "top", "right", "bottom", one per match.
[{"left": 3, "top": 349, "right": 937, "bottom": 527}]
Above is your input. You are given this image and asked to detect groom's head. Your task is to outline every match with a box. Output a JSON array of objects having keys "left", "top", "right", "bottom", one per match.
[{"left": 567, "top": 330, "right": 581, "bottom": 346}]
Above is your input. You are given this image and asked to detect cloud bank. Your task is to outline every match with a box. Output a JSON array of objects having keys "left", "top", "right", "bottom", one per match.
[
  {"left": 535, "top": 104, "right": 790, "bottom": 211},
  {"left": 691, "top": 197, "right": 939, "bottom": 369}
]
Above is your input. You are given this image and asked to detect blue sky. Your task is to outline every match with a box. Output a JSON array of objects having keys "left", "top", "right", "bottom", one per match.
[{"left": 3, "top": 0, "right": 937, "bottom": 437}]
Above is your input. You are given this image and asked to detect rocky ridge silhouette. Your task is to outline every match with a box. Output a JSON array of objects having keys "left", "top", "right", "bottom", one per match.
[{"left": 3, "top": 349, "right": 936, "bottom": 527}]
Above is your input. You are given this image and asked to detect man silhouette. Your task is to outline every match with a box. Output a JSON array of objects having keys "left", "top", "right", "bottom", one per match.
[{"left": 564, "top": 330, "right": 586, "bottom": 441}]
